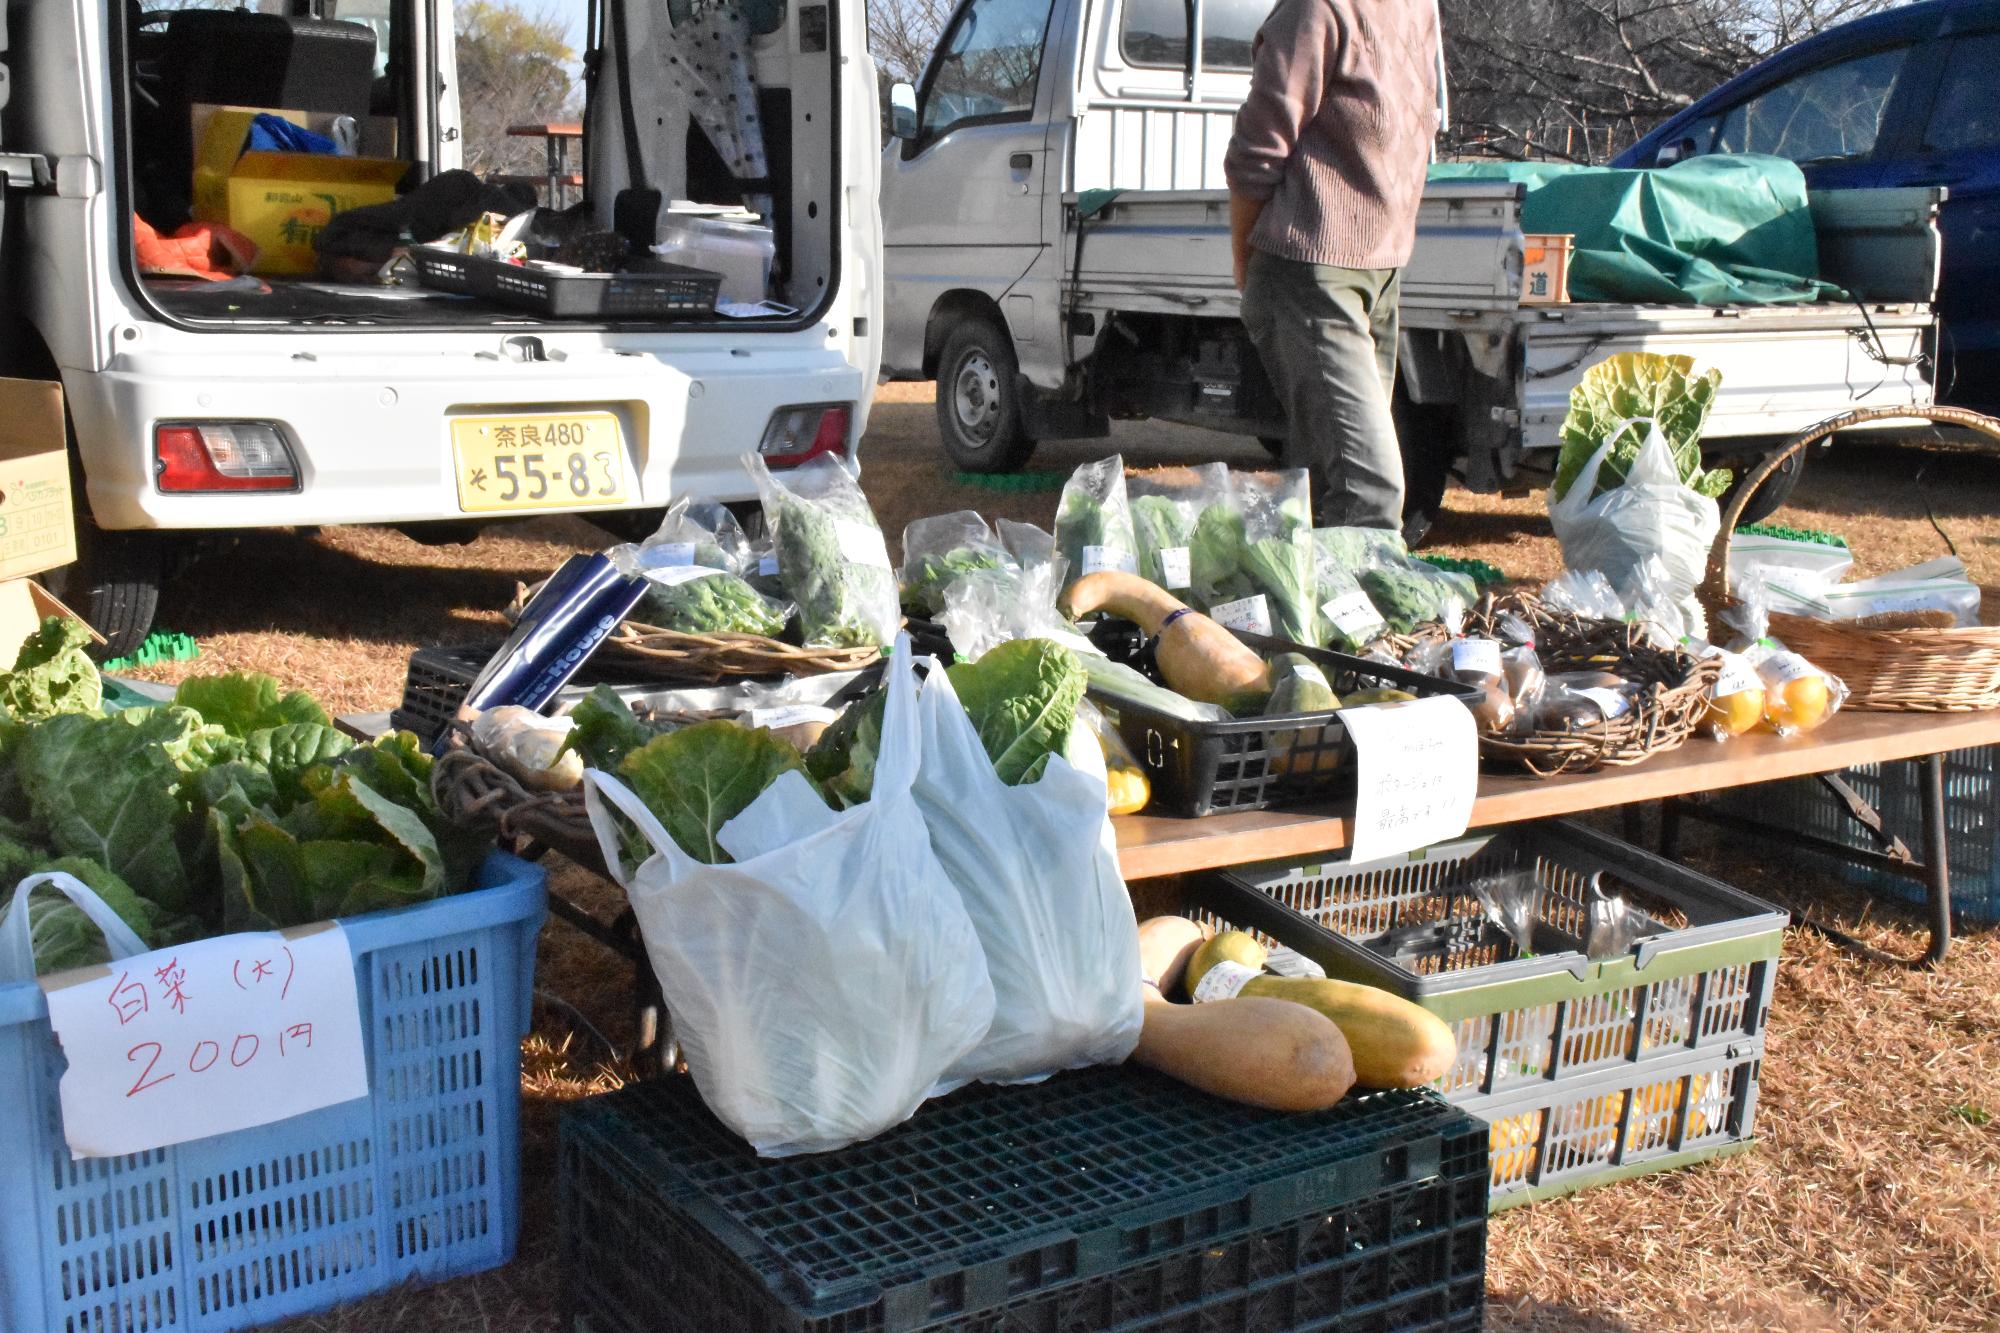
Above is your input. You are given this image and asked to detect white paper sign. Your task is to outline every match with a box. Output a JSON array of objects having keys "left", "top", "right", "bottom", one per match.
[
  {"left": 1339, "top": 694, "right": 1478, "bottom": 863},
  {"left": 1082, "top": 544, "right": 1137, "bottom": 576},
  {"left": 1157, "top": 546, "right": 1192, "bottom": 589},
  {"left": 1451, "top": 637, "right": 1503, "bottom": 678},
  {"left": 643, "top": 564, "right": 725, "bottom": 588},
  {"left": 1210, "top": 594, "right": 1272, "bottom": 636},
  {"left": 833, "top": 518, "right": 892, "bottom": 569},
  {"left": 42, "top": 925, "right": 369, "bottom": 1159},
  {"left": 747, "top": 703, "right": 839, "bottom": 730}
]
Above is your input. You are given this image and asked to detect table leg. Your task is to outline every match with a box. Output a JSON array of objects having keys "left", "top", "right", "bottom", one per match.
[{"left": 1785, "top": 754, "right": 1951, "bottom": 969}]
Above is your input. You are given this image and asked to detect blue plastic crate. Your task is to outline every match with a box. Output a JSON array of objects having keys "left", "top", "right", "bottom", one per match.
[
  {"left": 0, "top": 850, "right": 547, "bottom": 1332},
  {"left": 1705, "top": 746, "right": 2000, "bottom": 926}
]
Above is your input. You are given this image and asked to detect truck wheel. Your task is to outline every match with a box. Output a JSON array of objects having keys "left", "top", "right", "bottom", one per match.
[
  {"left": 936, "top": 317, "right": 1035, "bottom": 473},
  {"left": 1721, "top": 446, "right": 1807, "bottom": 526},
  {"left": 44, "top": 522, "right": 163, "bottom": 662}
]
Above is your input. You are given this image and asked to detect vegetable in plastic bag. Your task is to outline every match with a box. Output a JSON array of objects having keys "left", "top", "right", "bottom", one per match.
[
  {"left": 940, "top": 559, "right": 1094, "bottom": 663},
  {"left": 1055, "top": 456, "right": 1138, "bottom": 579},
  {"left": 614, "top": 720, "right": 819, "bottom": 865},
  {"left": 747, "top": 453, "right": 900, "bottom": 648},
  {"left": 899, "top": 511, "right": 1010, "bottom": 616},
  {"left": 622, "top": 495, "right": 755, "bottom": 576},
  {"left": 1553, "top": 353, "right": 1728, "bottom": 502},
  {"left": 1233, "top": 470, "right": 1322, "bottom": 645},
  {"left": 637, "top": 565, "right": 788, "bottom": 636}
]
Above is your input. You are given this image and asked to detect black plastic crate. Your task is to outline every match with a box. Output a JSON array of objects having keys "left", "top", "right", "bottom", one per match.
[
  {"left": 393, "top": 643, "right": 651, "bottom": 743},
  {"left": 1094, "top": 630, "right": 1481, "bottom": 817},
  {"left": 559, "top": 1065, "right": 1487, "bottom": 1333},
  {"left": 410, "top": 245, "right": 721, "bottom": 318}
]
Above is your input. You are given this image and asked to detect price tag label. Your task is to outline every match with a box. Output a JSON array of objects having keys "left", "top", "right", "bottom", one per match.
[
  {"left": 1285, "top": 658, "right": 1331, "bottom": 691},
  {"left": 1157, "top": 546, "right": 1192, "bottom": 590},
  {"left": 1451, "top": 637, "right": 1503, "bottom": 678},
  {"left": 640, "top": 541, "right": 697, "bottom": 568},
  {"left": 1322, "top": 590, "right": 1386, "bottom": 640},
  {"left": 642, "top": 564, "right": 725, "bottom": 588},
  {"left": 1759, "top": 650, "right": 1822, "bottom": 686},
  {"left": 1082, "top": 545, "right": 1137, "bottom": 576},
  {"left": 1210, "top": 594, "right": 1272, "bottom": 636},
  {"left": 1191, "top": 959, "right": 1261, "bottom": 1003},
  {"left": 1712, "top": 651, "right": 1761, "bottom": 699},
  {"left": 42, "top": 926, "right": 369, "bottom": 1159},
  {"left": 1575, "top": 686, "right": 1632, "bottom": 719},
  {"left": 834, "top": 519, "right": 891, "bottom": 569},
  {"left": 1339, "top": 695, "right": 1477, "bottom": 863},
  {"left": 747, "top": 703, "right": 839, "bottom": 731}
]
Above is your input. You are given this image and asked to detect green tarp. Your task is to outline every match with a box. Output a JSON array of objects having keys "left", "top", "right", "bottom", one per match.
[{"left": 1427, "top": 155, "right": 1843, "bottom": 306}]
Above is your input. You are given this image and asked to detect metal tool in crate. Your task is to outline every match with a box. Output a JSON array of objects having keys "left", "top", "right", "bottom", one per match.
[
  {"left": 1088, "top": 627, "right": 1479, "bottom": 817},
  {"left": 1179, "top": 819, "right": 1784, "bottom": 1206}
]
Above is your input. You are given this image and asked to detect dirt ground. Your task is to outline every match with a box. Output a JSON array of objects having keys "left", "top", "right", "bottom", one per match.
[{"left": 118, "top": 384, "right": 2000, "bottom": 1332}]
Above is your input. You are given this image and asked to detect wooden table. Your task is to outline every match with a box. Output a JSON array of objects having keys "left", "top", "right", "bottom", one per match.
[
  {"left": 1117, "top": 708, "right": 2000, "bottom": 966},
  {"left": 505, "top": 122, "right": 583, "bottom": 208}
]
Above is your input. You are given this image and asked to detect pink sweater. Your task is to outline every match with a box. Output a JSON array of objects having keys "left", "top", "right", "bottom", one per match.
[{"left": 1223, "top": 0, "right": 1440, "bottom": 270}]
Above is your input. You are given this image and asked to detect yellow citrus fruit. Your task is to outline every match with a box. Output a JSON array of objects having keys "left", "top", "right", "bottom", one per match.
[
  {"left": 1704, "top": 686, "right": 1765, "bottom": 737},
  {"left": 1762, "top": 671, "right": 1830, "bottom": 734}
]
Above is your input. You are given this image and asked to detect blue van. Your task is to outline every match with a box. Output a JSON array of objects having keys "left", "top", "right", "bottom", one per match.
[{"left": 1616, "top": 0, "right": 2000, "bottom": 413}]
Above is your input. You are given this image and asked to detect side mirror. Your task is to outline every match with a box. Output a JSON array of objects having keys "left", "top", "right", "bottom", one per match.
[
  {"left": 889, "top": 82, "right": 919, "bottom": 141},
  {"left": 1655, "top": 137, "right": 1696, "bottom": 166}
]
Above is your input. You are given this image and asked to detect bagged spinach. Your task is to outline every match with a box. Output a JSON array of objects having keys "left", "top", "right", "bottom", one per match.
[
  {"left": 1054, "top": 456, "right": 1138, "bottom": 579},
  {"left": 899, "top": 511, "right": 1011, "bottom": 617},
  {"left": 747, "top": 453, "right": 900, "bottom": 649}
]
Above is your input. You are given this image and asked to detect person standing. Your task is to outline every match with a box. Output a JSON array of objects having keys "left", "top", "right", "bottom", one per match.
[{"left": 1224, "top": 0, "right": 1440, "bottom": 531}]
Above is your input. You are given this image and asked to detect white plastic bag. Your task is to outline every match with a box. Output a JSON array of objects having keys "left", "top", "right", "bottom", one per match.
[
  {"left": 911, "top": 660, "right": 1144, "bottom": 1085},
  {"left": 1549, "top": 417, "right": 1720, "bottom": 638},
  {"left": 0, "top": 871, "right": 149, "bottom": 983},
  {"left": 583, "top": 648, "right": 996, "bottom": 1157}
]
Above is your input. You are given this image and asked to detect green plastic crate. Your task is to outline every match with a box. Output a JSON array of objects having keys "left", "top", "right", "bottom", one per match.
[{"left": 1181, "top": 819, "right": 1784, "bottom": 1205}]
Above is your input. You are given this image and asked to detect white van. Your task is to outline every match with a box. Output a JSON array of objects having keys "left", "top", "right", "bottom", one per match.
[{"left": 0, "top": 0, "right": 884, "bottom": 653}]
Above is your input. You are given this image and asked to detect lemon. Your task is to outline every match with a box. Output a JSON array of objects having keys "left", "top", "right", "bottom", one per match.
[
  {"left": 1760, "top": 670, "right": 1831, "bottom": 734},
  {"left": 1704, "top": 686, "right": 1765, "bottom": 737}
]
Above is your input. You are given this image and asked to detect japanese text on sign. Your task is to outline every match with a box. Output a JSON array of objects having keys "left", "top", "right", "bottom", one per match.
[
  {"left": 42, "top": 924, "right": 368, "bottom": 1159},
  {"left": 1338, "top": 694, "right": 1477, "bottom": 863}
]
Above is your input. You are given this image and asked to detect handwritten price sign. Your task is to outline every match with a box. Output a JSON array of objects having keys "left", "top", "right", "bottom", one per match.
[
  {"left": 1338, "top": 694, "right": 1478, "bottom": 863},
  {"left": 42, "top": 924, "right": 368, "bottom": 1158}
]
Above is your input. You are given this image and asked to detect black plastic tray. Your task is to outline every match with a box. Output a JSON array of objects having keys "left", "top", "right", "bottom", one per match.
[
  {"left": 1093, "top": 628, "right": 1481, "bottom": 817},
  {"left": 559, "top": 1065, "right": 1487, "bottom": 1332},
  {"left": 410, "top": 245, "right": 721, "bottom": 318}
]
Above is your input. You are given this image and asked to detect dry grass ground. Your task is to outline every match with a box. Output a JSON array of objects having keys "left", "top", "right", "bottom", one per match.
[{"left": 117, "top": 385, "right": 2000, "bottom": 1331}]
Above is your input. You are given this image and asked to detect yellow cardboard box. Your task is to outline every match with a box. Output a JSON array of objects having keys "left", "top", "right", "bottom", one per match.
[
  {"left": 0, "top": 378, "right": 76, "bottom": 584},
  {"left": 190, "top": 106, "right": 405, "bottom": 276},
  {"left": 0, "top": 580, "right": 100, "bottom": 667}
]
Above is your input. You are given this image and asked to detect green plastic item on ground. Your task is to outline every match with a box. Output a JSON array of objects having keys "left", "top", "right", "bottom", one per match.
[
  {"left": 952, "top": 470, "right": 1068, "bottom": 492},
  {"left": 101, "top": 631, "right": 199, "bottom": 672},
  {"left": 1416, "top": 553, "right": 1508, "bottom": 588},
  {"left": 1427, "top": 155, "right": 1842, "bottom": 306},
  {"left": 1735, "top": 522, "right": 1848, "bottom": 549}
]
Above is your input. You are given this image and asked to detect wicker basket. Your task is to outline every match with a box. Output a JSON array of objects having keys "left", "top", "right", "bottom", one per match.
[
  {"left": 509, "top": 581, "right": 880, "bottom": 683},
  {"left": 1697, "top": 405, "right": 2000, "bottom": 712},
  {"left": 432, "top": 723, "right": 611, "bottom": 873},
  {"left": 1462, "top": 594, "right": 1720, "bottom": 777}
]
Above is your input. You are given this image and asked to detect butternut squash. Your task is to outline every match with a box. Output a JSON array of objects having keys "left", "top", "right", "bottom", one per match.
[
  {"left": 1137, "top": 915, "right": 1209, "bottom": 996},
  {"left": 1130, "top": 990, "right": 1355, "bottom": 1111},
  {"left": 1185, "top": 931, "right": 1458, "bottom": 1090},
  {"left": 1061, "top": 571, "right": 1271, "bottom": 708}
]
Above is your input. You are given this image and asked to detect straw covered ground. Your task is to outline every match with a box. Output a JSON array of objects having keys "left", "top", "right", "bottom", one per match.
[{"left": 116, "top": 385, "right": 1999, "bottom": 1331}]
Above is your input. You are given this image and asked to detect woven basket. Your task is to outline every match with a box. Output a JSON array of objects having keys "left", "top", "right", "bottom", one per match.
[
  {"left": 1696, "top": 405, "right": 2000, "bottom": 712},
  {"left": 509, "top": 581, "right": 880, "bottom": 683},
  {"left": 432, "top": 724, "right": 610, "bottom": 874}
]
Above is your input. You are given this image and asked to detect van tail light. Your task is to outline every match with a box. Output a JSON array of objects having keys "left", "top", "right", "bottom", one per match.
[
  {"left": 155, "top": 423, "right": 300, "bottom": 493},
  {"left": 757, "top": 403, "right": 852, "bottom": 467}
]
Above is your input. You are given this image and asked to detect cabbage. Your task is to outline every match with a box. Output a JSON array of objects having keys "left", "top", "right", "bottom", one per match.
[
  {"left": 0, "top": 616, "right": 100, "bottom": 721},
  {"left": 947, "top": 638, "right": 1086, "bottom": 786},
  {"left": 1554, "top": 352, "right": 1728, "bottom": 501},
  {"left": 617, "top": 720, "right": 816, "bottom": 865}
]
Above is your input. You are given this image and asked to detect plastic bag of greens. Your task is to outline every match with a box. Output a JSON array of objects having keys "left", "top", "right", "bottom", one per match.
[
  {"left": 940, "top": 560, "right": 1098, "bottom": 663},
  {"left": 1225, "top": 470, "right": 1322, "bottom": 645},
  {"left": 900, "top": 511, "right": 1011, "bottom": 617},
  {"left": 1312, "top": 525, "right": 1408, "bottom": 578},
  {"left": 747, "top": 453, "right": 900, "bottom": 649},
  {"left": 1128, "top": 465, "right": 1216, "bottom": 595},
  {"left": 1353, "top": 550, "right": 1473, "bottom": 635},
  {"left": 627, "top": 496, "right": 755, "bottom": 575},
  {"left": 635, "top": 564, "right": 790, "bottom": 637},
  {"left": 1055, "top": 456, "right": 1138, "bottom": 579},
  {"left": 1315, "top": 565, "right": 1389, "bottom": 653}
]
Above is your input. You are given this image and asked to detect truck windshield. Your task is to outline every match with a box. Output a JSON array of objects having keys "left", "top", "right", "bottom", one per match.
[{"left": 1120, "top": 0, "right": 1263, "bottom": 72}]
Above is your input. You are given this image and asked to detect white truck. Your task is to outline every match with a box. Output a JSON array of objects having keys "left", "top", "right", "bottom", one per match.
[
  {"left": 0, "top": 0, "right": 885, "bottom": 654},
  {"left": 876, "top": 0, "right": 1941, "bottom": 539}
]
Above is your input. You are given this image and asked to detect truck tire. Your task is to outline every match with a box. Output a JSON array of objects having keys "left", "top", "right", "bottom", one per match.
[
  {"left": 44, "top": 521, "right": 163, "bottom": 661},
  {"left": 936, "top": 316, "right": 1036, "bottom": 473}
]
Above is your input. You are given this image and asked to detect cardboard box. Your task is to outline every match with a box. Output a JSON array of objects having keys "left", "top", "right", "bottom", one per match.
[
  {"left": 191, "top": 105, "right": 405, "bottom": 276},
  {"left": 0, "top": 378, "right": 76, "bottom": 584},
  {"left": 0, "top": 580, "right": 100, "bottom": 668}
]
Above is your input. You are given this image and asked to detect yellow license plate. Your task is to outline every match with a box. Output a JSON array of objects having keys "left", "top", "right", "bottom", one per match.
[{"left": 450, "top": 411, "right": 630, "bottom": 513}]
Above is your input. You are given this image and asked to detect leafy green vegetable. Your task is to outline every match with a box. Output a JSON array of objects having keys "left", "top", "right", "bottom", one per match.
[
  {"left": 1131, "top": 495, "right": 1195, "bottom": 590},
  {"left": 637, "top": 570, "right": 787, "bottom": 636},
  {"left": 0, "top": 616, "right": 101, "bottom": 720},
  {"left": 174, "top": 672, "right": 330, "bottom": 737},
  {"left": 805, "top": 687, "right": 886, "bottom": 808},
  {"left": 616, "top": 721, "right": 815, "bottom": 865},
  {"left": 1189, "top": 506, "right": 1255, "bottom": 610},
  {"left": 947, "top": 638, "right": 1087, "bottom": 786},
  {"left": 17, "top": 707, "right": 226, "bottom": 913},
  {"left": 1241, "top": 531, "right": 1321, "bottom": 645},
  {"left": 1358, "top": 567, "right": 1463, "bottom": 635},
  {"left": 0, "top": 852, "right": 159, "bottom": 975},
  {"left": 1554, "top": 353, "right": 1728, "bottom": 501},
  {"left": 1312, "top": 527, "right": 1407, "bottom": 576},
  {"left": 245, "top": 723, "right": 355, "bottom": 806},
  {"left": 563, "top": 686, "right": 665, "bottom": 772},
  {"left": 767, "top": 488, "right": 898, "bottom": 649},
  {"left": 1056, "top": 491, "right": 1135, "bottom": 579},
  {"left": 900, "top": 548, "right": 1004, "bottom": 617}
]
